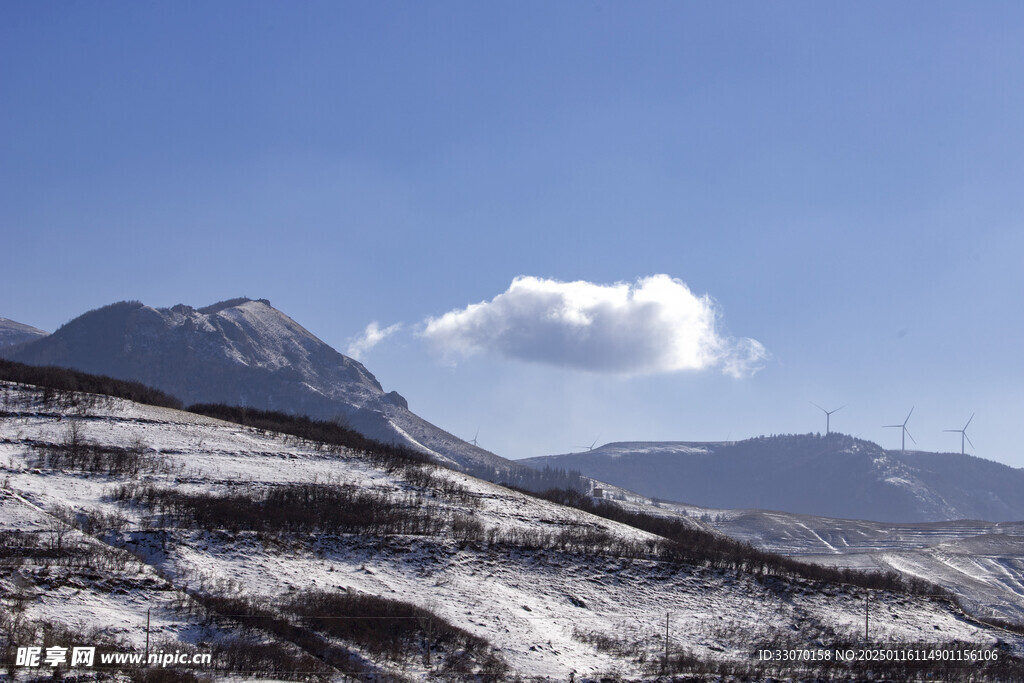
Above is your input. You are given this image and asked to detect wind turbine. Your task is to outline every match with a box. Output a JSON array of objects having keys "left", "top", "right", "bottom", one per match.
[
  {"left": 468, "top": 428, "right": 480, "bottom": 447},
  {"left": 883, "top": 407, "right": 916, "bottom": 452},
  {"left": 811, "top": 402, "right": 845, "bottom": 435},
  {"left": 944, "top": 414, "right": 975, "bottom": 455},
  {"left": 577, "top": 439, "right": 598, "bottom": 452}
]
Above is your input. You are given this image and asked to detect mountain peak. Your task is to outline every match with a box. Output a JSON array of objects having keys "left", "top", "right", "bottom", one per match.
[
  {"left": 0, "top": 317, "right": 50, "bottom": 348},
  {"left": 197, "top": 297, "right": 272, "bottom": 315},
  {"left": 3, "top": 298, "right": 513, "bottom": 474}
]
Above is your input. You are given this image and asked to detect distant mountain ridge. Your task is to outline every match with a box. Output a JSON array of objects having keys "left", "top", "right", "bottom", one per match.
[
  {"left": 0, "top": 316, "right": 49, "bottom": 348},
  {"left": 1, "top": 298, "right": 510, "bottom": 473},
  {"left": 522, "top": 433, "right": 1024, "bottom": 523}
]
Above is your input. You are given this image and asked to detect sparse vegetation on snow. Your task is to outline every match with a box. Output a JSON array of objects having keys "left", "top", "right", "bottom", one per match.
[{"left": 3, "top": 379, "right": 1023, "bottom": 680}]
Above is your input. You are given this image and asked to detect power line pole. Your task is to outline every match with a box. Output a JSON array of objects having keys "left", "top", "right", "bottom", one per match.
[
  {"left": 865, "top": 592, "right": 870, "bottom": 643},
  {"left": 425, "top": 618, "right": 432, "bottom": 667},
  {"left": 664, "top": 612, "right": 670, "bottom": 672}
]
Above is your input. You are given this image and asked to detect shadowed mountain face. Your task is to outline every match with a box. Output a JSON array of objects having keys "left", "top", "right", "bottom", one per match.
[
  {"left": 522, "top": 433, "right": 1024, "bottom": 523},
  {"left": 0, "top": 317, "right": 49, "bottom": 348},
  {"left": 2, "top": 298, "right": 509, "bottom": 473}
]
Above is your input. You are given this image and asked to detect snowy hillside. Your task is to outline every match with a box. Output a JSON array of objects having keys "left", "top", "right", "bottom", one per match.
[
  {"left": 1, "top": 299, "right": 511, "bottom": 475},
  {"left": 525, "top": 475, "right": 1024, "bottom": 627},
  {"left": 523, "top": 434, "right": 1024, "bottom": 522},
  {"left": 701, "top": 508, "right": 1024, "bottom": 624},
  {"left": 3, "top": 381, "right": 1020, "bottom": 680}
]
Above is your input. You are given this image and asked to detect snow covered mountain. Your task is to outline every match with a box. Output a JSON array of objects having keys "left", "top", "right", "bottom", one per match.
[
  {"left": 1, "top": 298, "right": 509, "bottom": 473},
  {"left": 522, "top": 433, "right": 1024, "bottom": 523},
  {"left": 2, "top": 380, "right": 1020, "bottom": 680},
  {"left": 0, "top": 316, "right": 48, "bottom": 348}
]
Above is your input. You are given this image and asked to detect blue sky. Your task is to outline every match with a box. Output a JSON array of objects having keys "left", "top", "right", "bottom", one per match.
[{"left": 3, "top": 2, "right": 1023, "bottom": 466}]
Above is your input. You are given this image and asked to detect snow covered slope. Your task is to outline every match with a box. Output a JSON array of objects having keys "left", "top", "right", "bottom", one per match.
[
  {"left": 1, "top": 298, "right": 510, "bottom": 474},
  {"left": 701, "top": 508, "right": 1024, "bottom": 624},
  {"left": 523, "top": 433, "right": 1024, "bottom": 522},
  {"left": 536, "top": 477, "right": 1024, "bottom": 626},
  {"left": 3, "top": 381, "right": 1019, "bottom": 680}
]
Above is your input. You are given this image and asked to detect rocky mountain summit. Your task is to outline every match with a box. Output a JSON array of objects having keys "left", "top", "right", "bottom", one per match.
[{"left": 2, "top": 298, "right": 508, "bottom": 473}]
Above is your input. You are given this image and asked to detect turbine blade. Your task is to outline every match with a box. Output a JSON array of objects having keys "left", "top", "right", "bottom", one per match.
[
  {"left": 905, "top": 428, "right": 917, "bottom": 445},
  {"left": 810, "top": 402, "right": 826, "bottom": 414},
  {"left": 904, "top": 406, "right": 914, "bottom": 425},
  {"left": 965, "top": 433, "right": 976, "bottom": 449},
  {"left": 965, "top": 413, "right": 975, "bottom": 430},
  {"left": 943, "top": 429, "right": 960, "bottom": 433}
]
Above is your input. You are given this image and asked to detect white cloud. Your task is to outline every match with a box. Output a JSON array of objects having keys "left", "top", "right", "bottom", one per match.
[
  {"left": 421, "top": 275, "right": 768, "bottom": 377},
  {"left": 346, "top": 321, "right": 402, "bottom": 360}
]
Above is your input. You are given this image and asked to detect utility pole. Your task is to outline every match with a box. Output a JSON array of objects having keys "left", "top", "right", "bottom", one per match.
[
  {"left": 425, "top": 618, "right": 431, "bottom": 667},
  {"left": 865, "top": 592, "right": 870, "bottom": 643},
  {"left": 664, "top": 612, "right": 670, "bottom": 672},
  {"left": 145, "top": 608, "right": 151, "bottom": 666}
]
